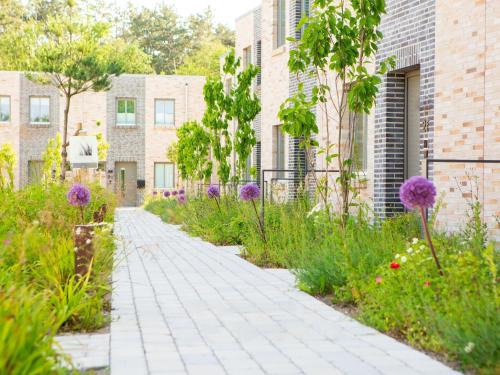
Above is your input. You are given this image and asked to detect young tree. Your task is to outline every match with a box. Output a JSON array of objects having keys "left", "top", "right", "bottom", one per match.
[
  {"left": 175, "top": 121, "right": 213, "bottom": 186},
  {"left": 29, "top": 0, "right": 151, "bottom": 180},
  {"left": 202, "top": 50, "right": 260, "bottom": 187},
  {"left": 0, "top": 143, "right": 16, "bottom": 191},
  {"left": 279, "top": 0, "right": 394, "bottom": 225}
]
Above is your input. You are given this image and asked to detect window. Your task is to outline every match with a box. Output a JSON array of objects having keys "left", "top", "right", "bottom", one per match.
[
  {"left": 243, "top": 46, "right": 252, "bottom": 68},
  {"left": 298, "top": 0, "right": 311, "bottom": 38},
  {"left": 0, "top": 96, "right": 10, "bottom": 122},
  {"left": 274, "top": 125, "right": 285, "bottom": 178},
  {"left": 275, "top": 0, "right": 286, "bottom": 48},
  {"left": 30, "top": 97, "right": 50, "bottom": 124},
  {"left": 155, "top": 99, "right": 175, "bottom": 127},
  {"left": 354, "top": 113, "right": 368, "bottom": 171},
  {"left": 154, "top": 163, "right": 174, "bottom": 189},
  {"left": 116, "top": 98, "right": 136, "bottom": 126}
]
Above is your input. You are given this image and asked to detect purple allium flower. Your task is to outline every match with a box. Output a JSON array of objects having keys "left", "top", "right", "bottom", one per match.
[
  {"left": 172, "top": 190, "right": 178, "bottom": 196},
  {"left": 67, "top": 184, "right": 91, "bottom": 207},
  {"left": 153, "top": 191, "right": 158, "bottom": 196},
  {"left": 178, "top": 194, "right": 186, "bottom": 204},
  {"left": 207, "top": 185, "right": 220, "bottom": 199},
  {"left": 240, "top": 183, "right": 260, "bottom": 201},
  {"left": 179, "top": 188, "right": 185, "bottom": 195},
  {"left": 163, "top": 191, "right": 170, "bottom": 198},
  {"left": 399, "top": 176, "right": 436, "bottom": 210}
]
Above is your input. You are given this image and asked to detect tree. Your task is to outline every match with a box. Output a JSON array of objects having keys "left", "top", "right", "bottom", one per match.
[
  {"left": 126, "top": 4, "right": 189, "bottom": 74},
  {"left": 29, "top": 0, "right": 151, "bottom": 180},
  {"left": 175, "top": 121, "right": 212, "bottom": 185},
  {"left": 202, "top": 50, "right": 260, "bottom": 186},
  {"left": 177, "top": 40, "right": 228, "bottom": 79},
  {"left": 0, "top": 143, "right": 15, "bottom": 191},
  {"left": 279, "top": 0, "right": 394, "bottom": 225}
]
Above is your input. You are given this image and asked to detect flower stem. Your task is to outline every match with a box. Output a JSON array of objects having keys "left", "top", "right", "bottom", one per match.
[
  {"left": 419, "top": 207, "right": 444, "bottom": 276},
  {"left": 214, "top": 197, "right": 222, "bottom": 214},
  {"left": 79, "top": 206, "right": 84, "bottom": 224},
  {"left": 251, "top": 199, "right": 266, "bottom": 243}
]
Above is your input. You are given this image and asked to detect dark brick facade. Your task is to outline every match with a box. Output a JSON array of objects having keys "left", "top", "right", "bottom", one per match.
[{"left": 374, "top": 0, "right": 436, "bottom": 217}]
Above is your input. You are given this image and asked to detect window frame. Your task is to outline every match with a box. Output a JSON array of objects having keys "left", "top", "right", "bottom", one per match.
[
  {"left": 29, "top": 96, "right": 50, "bottom": 125},
  {"left": 0, "top": 96, "right": 11, "bottom": 123},
  {"left": 154, "top": 162, "right": 175, "bottom": 189},
  {"left": 243, "top": 46, "right": 252, "bottom": 68},
  {"left": 154, "top": 98, "right": 175, "bottom": 127},
  {"left": 116, "top": 98, "right": 137, "bottom": 126},
  {"left": 275, "top": 0, "right": 286, "bottom": 49},
  {"left": 274, "top": 125, "right": 286, "bottom": 178}
]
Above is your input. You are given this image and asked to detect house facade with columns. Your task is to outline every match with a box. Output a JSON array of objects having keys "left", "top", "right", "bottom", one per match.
[
  {"left": 235, "top": 0, "right": 500, "bottom": 239},
  {"left": 0, "top": 72, "right": 205, "bottom": 206}
]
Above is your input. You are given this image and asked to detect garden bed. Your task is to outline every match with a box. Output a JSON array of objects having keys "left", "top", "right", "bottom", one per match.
[
  {"left": 146, "top": 194, "right": 499, "bottom": 375},
  {"left": 0, "top": 182, "right": 116, "bottom": 373}
]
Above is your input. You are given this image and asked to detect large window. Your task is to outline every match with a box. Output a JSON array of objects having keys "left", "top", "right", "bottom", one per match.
[
  {"left": 275, "top": 0, "right": 286, "bottom": 48},
  {"left": 116, "top": 98, "right": 136, "bottom": 126},
  {"left": 354, "top": 114, "right": 368, "bottom": 171},
  {"left": 30, "top": 97, "right": 50, "bottom": 124},
  {"left": 0, "top": 96, "right": 10, "bottom": 122},
  {"left": 155, "top": 99, "right": 175, "bottom": 127},
  {"left": 274, "top": 125, "right": 285, "bottom": 178},
  {"left": 154, "top": 163, "right": 174, "bottom": 189}
]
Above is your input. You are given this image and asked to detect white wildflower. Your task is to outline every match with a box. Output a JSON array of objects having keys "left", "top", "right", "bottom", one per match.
[
  {"left": 407, "top": 248, "right": 413, "bottom": 254},
  {"left": 464, "top": 342, "right": 475, "bottom": 353},
  {"left": 76, "top": 227, "right": 82, "bottom": 236},
  {"left": 395, "top": 254, "right": 400, "bottom": 259},
  {"left": 73, "top": 247, "right": 78, "bottom": 252},
  {"left": 412, "top": 238, "right": 419, "bottom": 245},
  {"left": 419, "top": 245, "right": 426, "bottom": 250},
  {"left": 401, "top": 256, "right": 408, "bottom": 263},
  {"left": 85, "top": 239, "right": 92, "bottom": 245}
]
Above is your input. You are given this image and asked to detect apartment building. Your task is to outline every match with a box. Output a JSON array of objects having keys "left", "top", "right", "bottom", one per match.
[
  {"left": 0, "top": 72, "right": 205, "bottom": 206},
  {"left": 236, "top": 0, "right": 500, "bottom": 239}
]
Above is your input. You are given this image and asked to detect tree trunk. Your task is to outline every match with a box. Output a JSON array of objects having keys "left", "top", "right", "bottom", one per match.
[{"left": 61, "top": 94, "right": 71, "bottom": 181}]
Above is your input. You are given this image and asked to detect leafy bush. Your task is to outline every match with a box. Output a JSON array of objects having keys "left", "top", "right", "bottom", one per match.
[{"left": 0, "top": 182, "right": 116, "bottom": 372}]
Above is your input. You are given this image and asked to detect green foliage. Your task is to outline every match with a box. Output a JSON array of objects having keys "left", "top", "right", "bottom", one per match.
[
  {"left": 176, "top": 39, "right": 229, "bottom": 79},
  {"left": 42, "top": 133, "right": 63, "bottom": 184},
  {"left": 282, "top": 0, "right": 395, "bottom": 223},
  {"left": 0, "top": 182, "right": 116, "bottom": 371},
  {"left": 0, "top": 143, "right": 16, "bottom": 191},
  {"left": 202, "top": 50, "right": 260, "bottom": 185},
  {"left": 94, "top": 132, "right": 109, "bottom": 161},
  {"left": 176, "top": 121, "right": 213, "bottom": 183}
]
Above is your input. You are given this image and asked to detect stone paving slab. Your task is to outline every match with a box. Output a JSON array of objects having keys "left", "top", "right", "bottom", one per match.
[
  {"left": 111, "top": 208, "right": 461, "bottom": 375},
  {"left": 55, "top": 333, "right": 109, "bottom": 370}
]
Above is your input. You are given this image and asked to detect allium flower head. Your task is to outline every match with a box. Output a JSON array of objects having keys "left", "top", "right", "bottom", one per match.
[
  {"left": 179, "top": 188, "right": 185, "bottom": 195},
  {"left": 172, "top": 190, "right": 178, "bottom": 196},
  {"left": 164, "top": 191, "right": 170, "bottom": 198},
  {"left": 399, "top": 176, "right": 437, "bottom": 209},
  {"left": 67, "top": 184, "right": 90, "bottom": 207},
  {"left": 240, "top": 183, "right": 260, "bottom": 201},
  {"left": 153, "top": 191, "right": 158, "bottom": 196},
  {"left": 178, "top": 194, "right": 186, "bottom": 204},
  {"left": 207, "top": 185, "right": 220, "bottom": 199}
]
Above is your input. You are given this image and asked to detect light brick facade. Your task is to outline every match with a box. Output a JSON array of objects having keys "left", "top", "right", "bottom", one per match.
[
  {"left": 0, "top": 72, "right": 205, "bottom": 206},
  {"left": 235, "top": 0, "right": 500, "bottom": 240}
]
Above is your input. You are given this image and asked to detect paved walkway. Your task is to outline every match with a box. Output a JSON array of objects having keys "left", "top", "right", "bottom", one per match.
[{"left": 111, "top": 208, "right": 460, "bottom": 375}]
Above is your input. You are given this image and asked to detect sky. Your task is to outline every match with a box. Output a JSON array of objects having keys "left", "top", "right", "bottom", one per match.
[{"left": 112, "top": 0, "right": 262, "bottom": 27}]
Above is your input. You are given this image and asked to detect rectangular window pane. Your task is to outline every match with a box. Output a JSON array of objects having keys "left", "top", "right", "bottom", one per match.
[
  {"left": 164, "top": 164, "right": 174, "bottom": 188},
  {"left": 0, "top": 96, "right": 10, "bottom": 122},
  {"left": 127, "top": 100, "right": 135, "bottom": 114},
  {"left": 354, "top": 113, "right": 367, "bottom": 171},
  {"left": 276, "top": 0, "right": 286, "bottom": 47},
  {"left": 156, "top": 99, "right": 174, "bottom": 126},
  {"left": 117, "top": 100, "right": 125, "bottom": 113},
  {"left": 30, "top": 97, "right": 49, "bottom": 123},
  {"left": 155, "top": 163, "right": 165, "bottom": 188},
  {"left": 117, "top": 99, "right": 136, "bottom": 125}
]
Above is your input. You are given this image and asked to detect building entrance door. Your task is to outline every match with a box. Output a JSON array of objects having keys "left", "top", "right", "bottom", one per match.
[
  {"left": 115, "top": 162, "right": 137, "bottom": 206},
  {"left": 406, "top": 70, "right": 421, "bottom": 178}
]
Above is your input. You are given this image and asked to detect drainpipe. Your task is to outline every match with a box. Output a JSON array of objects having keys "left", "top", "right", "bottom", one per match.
[{"left": 184, "top": 82, "right": 189, "bottom": 123}]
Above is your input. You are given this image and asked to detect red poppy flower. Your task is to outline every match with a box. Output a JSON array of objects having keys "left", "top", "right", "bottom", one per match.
[
  {"left": 424, "top": 280, "right": 431, "bottom": 287},
  {"left": 375, "top": 276, "right": 382, "bottom": 284},
  {"left": 390, "top": 262, "right": 401, "bottom": 269}
]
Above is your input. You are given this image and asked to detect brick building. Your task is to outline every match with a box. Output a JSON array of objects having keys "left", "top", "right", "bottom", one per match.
[
  {"left": 235, "top": 0, "right": 499, "bottom": 239},
  {"left": 0, "top": 72, "right": 205, "bottom": 206}
]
